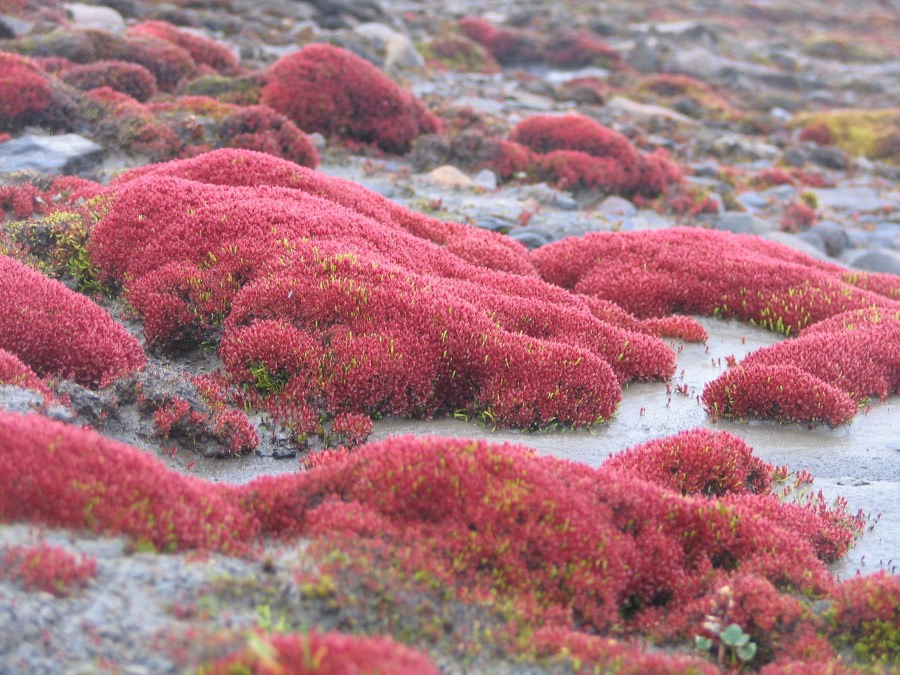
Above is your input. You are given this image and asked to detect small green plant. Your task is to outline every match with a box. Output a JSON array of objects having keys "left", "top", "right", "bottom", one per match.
[
  {"left": 248, "top": 362, "right": 290, "bottom": 395},
  {"left": 696, "top": 623, "right": 757, "bottom": 666},
  {"left": 696, "top": 585, "right": 758, "bottom": 668}
]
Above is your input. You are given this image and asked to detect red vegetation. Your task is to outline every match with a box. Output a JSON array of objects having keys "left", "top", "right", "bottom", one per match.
[
  {"left": 0, "top": 348, "right": 52, "bottom": 398},
  {"left": 603, "top": 429, "right": 773, "bottom": 497},
  {"left": 85, "top": 87, "right": 184, "bottom": 160},
  {"left": 457, "top": 17, "right": 540, "bottom": 64},
  {"left": 153, "top": 395, "right": 258, "bottom": 456},
  {"left": 219, "top": 105, "right": 319, "bottom": 167},
  {"left": 2, "top": 543, "right": 97, "bottom": 597},
  {"left": 0, "top": 412, "right": 256, "bottom": 553},
  {"left": 826, "top": 572, "right": 899, "bottom": 664},
  {"left": 780, "top": 200, "right": 818, "bottom": 231},
  {"left": 704, "top": 306, "right": 899, "bottom": 425},
  {"left": 702, "top": 364, "right": 858, "bottom": 426},
  {"left": 128, "top": 21, "right": 239, "bottom": 75},
  {"left": 0, "top": 51, "right": 61, "bottom": 131},
  {"left": 86, "top": 149, "right": 686, "bottom": 429},
  {"left": 60, "top": 60, "right": 158, "bottom": 101},
  {"left": 532, "top": 626, "right": 716, "bottom": 674},
  {"left": 507, "top": 114, "right": 681, "bottom": 196},
  {"left": 208, "top": 631, "right": 439, "bottom": 674},
  {"left": 0, "top": 413, "right": 870, "bottom": 668},
  {"left": 262, "top": 44, "right": 440, "bottom": 153},
  {"left": 544, "top": 29, "right": 623, "bottom": 69},
  {"left": 532, "top": 227, "right": 900, "bottom": 424},
  {"left": 799, "top": 122, "right": 835, "bottom": 146},
  {"left": 0, "top": 255, "right": 145, "bottom": 388}
]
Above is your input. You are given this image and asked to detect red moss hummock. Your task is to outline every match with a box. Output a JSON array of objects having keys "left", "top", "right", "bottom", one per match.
[
  {"left": 0, "top": 254, "right": 145, "bottom": 388},
  {"left": 261, "top": 44, "right": 440, "bottom": 153}
]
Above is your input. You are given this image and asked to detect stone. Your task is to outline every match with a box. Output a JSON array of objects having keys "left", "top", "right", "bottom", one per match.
[
  {"left": 796, "top": 231, "right": 827, "bottom": 254},
  {"left": 384, "top": 33, "right": 424, "bottom": 71},
  {"left": 627, "top": 37, "right": 659, "bottom": 74},
  {"left": 808, "top": 146, "right": 849, "bottom": 170},
  {"left": 426, "top": 165, "right": 472, "bottom": 189},
  {"left": 472, "top": 169, "right": 498, "bottom": 191},
  {"left": 736, "top": 191, "right": 769, "bottom": 211},
  {"left": 713, "top": 212, "right": 774, "bottom": 235},
  {"left": 809, "top": 221, "right": 850, "bottom": 257},
  {"left": 811, "top": 187, "right": 894, "bottom": 213},
  {"left": 0, "top": 134, "right": 103, "bottom": 175},
  {"left": 850, "top": 248, "right": 900, "bottom": 275},
  {"left": 0, "top": 14, "right": 33, "bottom": 38},
  {"left": 597, "top": 195, "right": 637, "bottom": 218},
  {"left": 63, "top": 2, "right": 126, "bottom": 31},
  {"left": 606, "top": 97, "right": 697, "bottom": 125},
  {"left": 762, "top": 231, "right": 840, "bottom": 263},
  {"left": 509, "top": 228, "right": 553, "bottom": 249}
]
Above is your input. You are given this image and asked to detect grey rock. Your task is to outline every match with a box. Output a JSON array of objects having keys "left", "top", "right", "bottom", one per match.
[
  {"left": 474, "top": 214, "right": 514, "bottom": 233},
  {"left": 509, "top": 228, "right": 553, "bottom": 249},
  {"left": 472, "top": 169, "right": 498, "bottom": 191},
  {"left": 63, "top": 2, "right": 126, "bottom": 31},
  {"left": 811, "top": 187, "right": 893, "bottom": 213},
  {"left": 626, "top": 37, "right": 659, "bottom": 74},
  {"left": 0, "top": 135, "right": 103, "bottom": 175},
  {"left": 736, "top": 191, "right": 769, "bottom": 211},
  {"left": 384, "top": 33, "right": 424, "bottom": 71},
  {"left": 796, "top": 230, "right": 827, "bottom": 253},
  {"left": 714, "top": 212, "right": 774, "bottom": 235},
  {"left": 597, "top": 195, "right": 637, "bottom": 218},
  {"left": 782, "top": 147, "right": 808, "bottom": 167},
  {"left": 809, "top": 221, "right": 850, "bottom": 257},
  {"left": 836, "top": 477, "right": 870, "bottom": 487},
  {"left": 762, "top": 184, "right": 799, "bottom": 203},
  {"left": 0, "top": 386, "right": 72, "bottom": 421},
  {"left": 850, "top": 248, "right": 900, "bottom": 275},
  {"left": 0, "top": 13, "right": 33, "bottom": 37},
  {"left": 808, "top": 145, "right": 849, "bottom": 170},
  {"left": 762, "top": 231, "right": 837, "bottom": 263}
]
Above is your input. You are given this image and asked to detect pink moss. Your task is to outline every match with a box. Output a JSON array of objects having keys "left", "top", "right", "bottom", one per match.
[
  {"left": 780, "top": 201, "right": 817, "bottom": 232},
  {"left": 798, "top": 122, "right": 835, "bottom": 146},
  {"left": 61, "top": 60, "right": 157, "bottom": 101},
  {"left": 457, "top": 16, "right": 540, "bottom": 64},
  {"left": 603, "top": 429, "right": 773, "bottom": 497},
  {"left": 544, "top": 29, "right": 623, "bottom": 69},
  {"left": 0, "top": 51, "right": 59, "bottom": 131},
  {"left": 0, "top": 348, "right": 52, "bottom": 398},
  {"left": 702, "top": 364, "right": 858, "bottom": 426},
  {"left": 2, "top": 543, "right": 97, "bottom": 597},
  {"left": 90, "top": 149, "right": 671, "bottom": 428},
  {"left": 207, "top": 631, "right": 439, "bottom": 674},
  {"left": 532, "top": 626, "right": 716, "bottom": 674},
  {"left": 826, "top": 572, "right": 899, "bottom": 664},
  {"left": 0, "top": 414, "right": 871, "bottom": 667},
  {"left": 508, "top": 114, "right": 681, "bottom": 196},
  {"left": 0, "top": 255, "right": 145, "bottom": 388},
  {"left": 0, "top": 412, "right": 256, "bottom": 553},
  {"left": 262, "top": 44, "right": 440, "bottom": 153},
  {"left": 128, "top": 21, "right": 238, "bottom": 75},
  {"left": 219, "top": 105, "right": 319, "bottom": 167}
]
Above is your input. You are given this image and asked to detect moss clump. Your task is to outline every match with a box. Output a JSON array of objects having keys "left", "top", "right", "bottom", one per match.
[{"left": 795, "top": 109, "right": 900, "bottom": 163}]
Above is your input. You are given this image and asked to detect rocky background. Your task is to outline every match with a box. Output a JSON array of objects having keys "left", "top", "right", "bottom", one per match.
[{"left": 0, "top": 0, "right": 898, "bottom": 672}]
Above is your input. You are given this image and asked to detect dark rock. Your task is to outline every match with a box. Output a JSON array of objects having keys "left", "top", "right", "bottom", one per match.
[
  {"left": 808, "top": 145, "right": 849, "bottom": 170},
  {"left": 475, "top": 214, "right": 515, "bottom": 233},
  {"left": 509, "top": 228, "right": 554, "bottom": 249},
  {"left": 795, "top": 230, "right": 827, "bottom": 253},
  {"left": 809, "top": 221, "right": 850, "bottom": 257},
  {"left": 627, "top": 37, "right": 659, "bottom": 74},
  {"left": 55, "top": 381, "right": 119, "bottom": 426},
  {"left": 310, "top": 0, "right": 392, "bottom": 29},
  {"left": 0, "top": 135, "right": 103, "bottom": 175},
  {"left": 713, "top": 212, "right": 773, "bottom": 235},
  {"left": 781, "top": 147, "right": 807, "bottom": 167}
]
